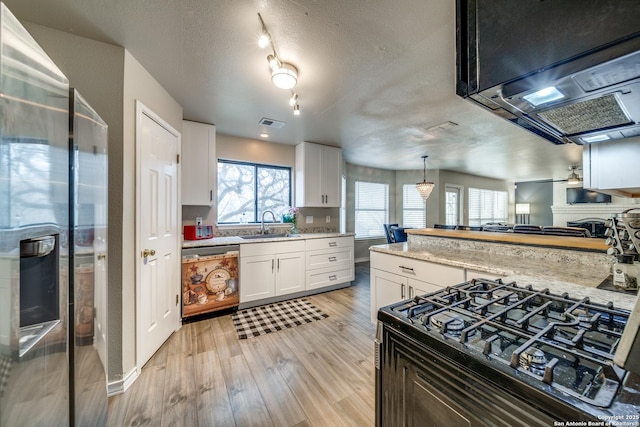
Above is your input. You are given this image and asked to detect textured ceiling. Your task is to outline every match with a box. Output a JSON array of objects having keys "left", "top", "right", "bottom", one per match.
[{"left": 4, "top": 0, "right": 585, "bottom": 181}]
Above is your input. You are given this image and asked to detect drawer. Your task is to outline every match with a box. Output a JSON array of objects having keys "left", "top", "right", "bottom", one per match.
[
  {"left": 305, "top": 236, "right": 354, "bottom": 251},
  {"left": 370, "top": 251, "right": 464, "bottom": 287},
  {"left": 306, "top": 247, "right": 353, "bottom": 270},
  {"left": 306, "top": 265, "right": 354, "bottom": 290},
  {"left": 240, "top": 239, "right": 305, "bottom": 257}
]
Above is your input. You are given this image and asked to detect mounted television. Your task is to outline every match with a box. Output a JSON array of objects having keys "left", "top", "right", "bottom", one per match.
[{"left": 566, "top": 188, "right": 612, "bottom": 204}]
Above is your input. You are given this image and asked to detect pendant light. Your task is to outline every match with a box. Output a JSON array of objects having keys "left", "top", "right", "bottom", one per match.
[
  {"left": 567, "top": 166, "right": 582, "bottom": 186},
  {"left": 416, "top": 155, "right": 435, "bottom": 200}
]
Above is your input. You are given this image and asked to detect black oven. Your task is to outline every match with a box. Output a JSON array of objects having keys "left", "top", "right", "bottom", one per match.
[{"left": 19, "top": 235, "right": 59, "bottom": 328}]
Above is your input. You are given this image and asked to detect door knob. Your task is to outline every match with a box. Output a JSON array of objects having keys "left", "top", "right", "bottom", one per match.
[{"left": 142, "top": 248, "right": 156, "bottom": 258}]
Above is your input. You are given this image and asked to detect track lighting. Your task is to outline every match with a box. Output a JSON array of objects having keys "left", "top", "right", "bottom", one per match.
[
  {"left": 257, "top": 13, "right": 302, "bottom": 113},
  {"left": 271, "top": 62, "right": 298, "bottom": 90},
  {"left": 267, "top": 54, "right": 280, "bottom": 71},
  {"left": 289, "top": 92, "right": 299, "bottom": 107},
  {"left": 416, "top": 155, "right": 435, "bottom": 200},
  {"left": 257, "top": 13, "right": 271, "bottom": 48}
]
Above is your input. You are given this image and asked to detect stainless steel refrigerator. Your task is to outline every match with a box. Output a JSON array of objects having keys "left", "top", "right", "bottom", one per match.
[{"left": 0, "top": 4, "right": 108, "bottom": 426}]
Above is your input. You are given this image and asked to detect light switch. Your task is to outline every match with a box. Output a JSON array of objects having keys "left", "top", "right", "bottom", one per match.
[
  {"left": 306, "top": 215, "right": 313, "bottom": 224},
  {"left": 326, "top": 215, "right": 331, "bottom": 223}
]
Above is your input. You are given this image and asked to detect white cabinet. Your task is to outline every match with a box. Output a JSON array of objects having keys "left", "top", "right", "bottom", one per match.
[
  {"left": 181, "top": 120, "right": 216, "bottom": 206},
  {"left": 240, "top": 240, "right": 305, "bottom": 303},
  {"left": 295, "top": 142, "right": 342, "bottom": 207},
  {"left": 370, "top": 251, "right": 465, "bottom": 323},
  {"left": 305, "top": 236, "right": 354, "bottom": 290}
]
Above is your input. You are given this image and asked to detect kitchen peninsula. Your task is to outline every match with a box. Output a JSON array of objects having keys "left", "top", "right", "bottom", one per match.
[{"left": 370, "top": 228, "right": 638, "bottom": 323}]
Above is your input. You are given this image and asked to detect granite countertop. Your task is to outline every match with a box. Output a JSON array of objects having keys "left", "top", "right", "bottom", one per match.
[
  {"left": 182, "top": 232, "right": 354, "bottom": 248},
  {"left": 370, "top": 243, "right": 639, "bottom": 310}
]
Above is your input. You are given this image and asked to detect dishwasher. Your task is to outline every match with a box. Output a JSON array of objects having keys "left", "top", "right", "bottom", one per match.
[{"left": 181, "top": 245, "right": 240, "bottom": 320}]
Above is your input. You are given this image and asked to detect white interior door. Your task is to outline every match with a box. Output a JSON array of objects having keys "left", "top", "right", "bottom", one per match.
[{"left": 136, "top": 101, "right": 180, "bottom": 368}]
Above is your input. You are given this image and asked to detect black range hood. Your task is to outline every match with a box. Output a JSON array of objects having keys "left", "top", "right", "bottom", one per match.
[{"left": 456, "top": 0, "right": 640, "bottom": 145}]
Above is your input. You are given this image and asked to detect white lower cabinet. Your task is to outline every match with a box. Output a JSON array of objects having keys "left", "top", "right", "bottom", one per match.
[
  {"left": 240, "top": 240, "right": 305, "bottom": 303},
  {"left": 275, "top": 252, "right": 306, "bottom": 295},
  {"left": 370, "top": 251, "right": 465, "bottom": 323},
  {"left": 305, "top": 236, "right": 354, "bottom": 290}
]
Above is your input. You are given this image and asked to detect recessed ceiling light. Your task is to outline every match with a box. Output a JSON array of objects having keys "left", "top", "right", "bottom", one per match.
[{"left": 260, "top": 133, "right": 269, "bottom": 138}]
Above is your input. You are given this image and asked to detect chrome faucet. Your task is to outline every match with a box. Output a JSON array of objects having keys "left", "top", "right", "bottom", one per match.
[{"left": 260, "top": 210, "right": 277, "bottom": 234}]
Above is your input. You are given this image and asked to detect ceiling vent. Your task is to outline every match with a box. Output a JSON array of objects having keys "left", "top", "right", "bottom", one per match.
[{"left": 258, "top": 117, "right": 286, "bottom": 128}]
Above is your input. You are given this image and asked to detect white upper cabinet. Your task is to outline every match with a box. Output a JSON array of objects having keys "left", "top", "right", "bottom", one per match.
[
  {"left": 181, "top": 120, "right": 216, "bottom": 206},
  {"left": 295, "top": 142, "right": 342, "bottom": 207}
]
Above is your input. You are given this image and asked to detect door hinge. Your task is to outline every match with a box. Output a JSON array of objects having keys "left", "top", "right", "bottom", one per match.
[
  {"left": 176, "top": 294, "right": 179, "bottom": 305},
  {"left": 94, "top": 307, "right": 97, "bottom": 319},
  {"left": 176, "top": 154, "right": 180, "bottom": 164}
]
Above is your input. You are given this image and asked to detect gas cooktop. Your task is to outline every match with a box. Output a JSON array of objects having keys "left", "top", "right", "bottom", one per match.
[{"left": 379, "top": 278, "right": 640, "bottom": 420}]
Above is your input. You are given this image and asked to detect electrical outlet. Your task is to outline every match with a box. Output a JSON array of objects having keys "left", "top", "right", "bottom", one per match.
[
  {"left": 306, "top": 215, "right": 313, "bottom": 224},
  {"left": 195, "top": 217, "right": 202, "bottom": 225},
  {"left": 326, "top": 215, "right": 331, "bottom": 223}
]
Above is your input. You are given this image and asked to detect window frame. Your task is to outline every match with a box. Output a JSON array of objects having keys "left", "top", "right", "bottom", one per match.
[{"left": 216, "top": 159, "right": 292, "bottom": 224}]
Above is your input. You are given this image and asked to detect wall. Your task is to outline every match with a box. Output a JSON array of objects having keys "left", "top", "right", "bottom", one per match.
[
  {"left": 25, "top": 22, "right": 183, "bottom": 386},
  {"left": 122, "top": 50, "right": 183, "bottom": 381},
  {"left": 515, "top": 181, "right": 554, "bottom": 225},
  {"left": 345, "top": 164, "right": 514, "bottom": 261},
  {"left": 182, "top": 134, "right": 340, "bottom": 233},
  {"left": 438, "top": 170, "right": 513, "bottom": 225}
]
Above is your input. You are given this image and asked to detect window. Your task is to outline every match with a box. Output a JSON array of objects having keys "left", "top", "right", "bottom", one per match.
[
  {"left": 354, "top": 181, "right": 388, "bottom": 238},
  {"left": 217, "top": 160, "right": 291, "bottom": 223},
  {"left": 402, "top": 184, "right": 425, "bottom": 228},
  {"left": 468, "top": 188, "right": 508, "bottom": 226}
]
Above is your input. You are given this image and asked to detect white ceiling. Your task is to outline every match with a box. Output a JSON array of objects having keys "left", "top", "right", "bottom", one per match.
[{"left": 4, "top": 0, "right": 584, "bottom": 181}]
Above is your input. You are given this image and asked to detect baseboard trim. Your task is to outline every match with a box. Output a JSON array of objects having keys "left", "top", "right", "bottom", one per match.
[{"left": 107, "top": 367, "right": 138, "bottom": 397}]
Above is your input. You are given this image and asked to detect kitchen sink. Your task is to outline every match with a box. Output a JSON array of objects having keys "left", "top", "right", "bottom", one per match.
[{"left": 240, "top": 233, "right": 299, "bottom": 240}]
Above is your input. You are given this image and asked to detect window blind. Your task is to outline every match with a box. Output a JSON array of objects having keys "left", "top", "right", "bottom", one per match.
[
  {"left": 402, "top": 184, "right": 426, "bottom": 228},
  {"left": 468, "top": 188, "right": 508, "bottom": 226},
  {"left": 355, "top": 181, "right": 388, "bottom": 238}
]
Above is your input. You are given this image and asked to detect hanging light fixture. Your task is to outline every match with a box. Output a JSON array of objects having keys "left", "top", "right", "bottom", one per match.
[
  {"left": 416, "top": 155, "right": 435, "bottom": 200},
  {"left": 567, "top": 166, "right": 582, "bottom": 186}
]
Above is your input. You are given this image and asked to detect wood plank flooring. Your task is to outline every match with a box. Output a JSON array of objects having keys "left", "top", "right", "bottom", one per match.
[{"left": 107, "top": 262, "right": 375, "bottom": 427}]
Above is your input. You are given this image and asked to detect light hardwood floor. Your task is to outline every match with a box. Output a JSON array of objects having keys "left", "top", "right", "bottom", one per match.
[{"left": 107, "top": 262, "right": 375, "bottom": 427}]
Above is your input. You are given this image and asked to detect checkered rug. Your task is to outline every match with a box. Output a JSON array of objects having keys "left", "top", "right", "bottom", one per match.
[{"left": 232, "top": 298, "right": 328, "bottom": 339}]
